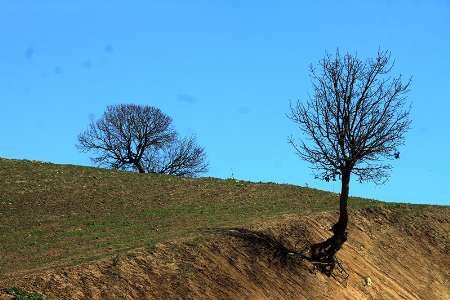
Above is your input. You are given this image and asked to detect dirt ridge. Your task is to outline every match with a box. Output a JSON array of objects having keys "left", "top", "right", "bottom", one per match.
[{"left": 1, "top": 206, "right": 449, "bottom": 299}]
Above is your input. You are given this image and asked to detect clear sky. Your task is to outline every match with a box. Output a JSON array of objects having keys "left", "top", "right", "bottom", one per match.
[{"left": 0, "top": 0, "right": 449, "bottom": 205}]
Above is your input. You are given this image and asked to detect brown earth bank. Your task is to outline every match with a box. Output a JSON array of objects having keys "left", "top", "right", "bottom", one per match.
[{"left": 1, "top": 206, "right": 449, "bottom": 300}]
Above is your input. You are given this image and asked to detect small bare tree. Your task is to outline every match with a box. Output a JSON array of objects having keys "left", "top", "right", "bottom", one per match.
[
  {"left": 288, "top": 50, "right": 411, "bottom": 275},
  {"left": 78, "top": 104, "right": 208, "bottom": 177}
]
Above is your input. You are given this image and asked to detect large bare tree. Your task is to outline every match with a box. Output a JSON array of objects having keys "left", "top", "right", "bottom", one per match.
[
  {"left": 288, "top": 50, "right": 411, "bottom": 274},
  {"left": 78, "top": 104, "right": 208, "bottom": 177}
]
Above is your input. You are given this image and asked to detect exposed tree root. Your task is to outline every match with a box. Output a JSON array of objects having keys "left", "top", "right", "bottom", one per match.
[
  {"left": 309, "top": 229, "right": 347, "bottom": 275},
  {"left": 223, "top": 227, "right": 350, "bottom": 282}
]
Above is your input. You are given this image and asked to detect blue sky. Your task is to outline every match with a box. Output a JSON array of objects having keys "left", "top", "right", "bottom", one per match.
[{"left": 0, "top": 0, "right": 449, "bottom": 205}]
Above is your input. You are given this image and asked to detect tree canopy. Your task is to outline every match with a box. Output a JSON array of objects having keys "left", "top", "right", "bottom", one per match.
[
  {"left": 77, "top": 104, "right": 208, "bottom": 177},
  {"left": 289, "top": 50, "right": 411, "bottom": 184}
]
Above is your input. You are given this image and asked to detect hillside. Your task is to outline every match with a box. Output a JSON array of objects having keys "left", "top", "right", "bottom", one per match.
[{"left": 0, "top": 158, "right": 449, "bottom": 299}]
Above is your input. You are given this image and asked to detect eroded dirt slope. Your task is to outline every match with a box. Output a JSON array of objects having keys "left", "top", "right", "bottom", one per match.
[{"left": 1, "top": 206, "right": 449, "bottom": 300}]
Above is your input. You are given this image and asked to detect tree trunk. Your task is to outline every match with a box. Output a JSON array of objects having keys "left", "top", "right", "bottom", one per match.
[
  {"left": 310, "top": 170, "right": 351, "bottom": 275},
  {"left": 335, "top": 170, "right": 350, "bottom": 235},
  {"left": 134, "top": 161, "right": 145, "bottom": 173}
]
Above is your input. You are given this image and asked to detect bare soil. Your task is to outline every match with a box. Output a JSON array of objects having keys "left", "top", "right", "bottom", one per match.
[{"left": 1, "top": 206, "right": 448, "bottom": 300}]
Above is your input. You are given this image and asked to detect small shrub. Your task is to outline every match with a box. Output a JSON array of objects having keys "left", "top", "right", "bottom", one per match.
[{"left": 1, "top": 287, "right": 44, "bottom": 300}]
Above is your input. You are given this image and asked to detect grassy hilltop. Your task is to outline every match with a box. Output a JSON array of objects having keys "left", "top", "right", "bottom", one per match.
[
  {"left": 0, "top": 157, "right": 393, "bottom": 276},
  {"left": 0, "top": 157, "right": 431, "bottom": 276},
  {"left": 1, "top": 158, "right": 449, "bottom": 299}
]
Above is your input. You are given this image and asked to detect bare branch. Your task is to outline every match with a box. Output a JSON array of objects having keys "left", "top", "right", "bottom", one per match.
[
  {"left": 142, "top": 136, "right": 208, "bottom": 177},
  {"left": 288, "top": 50, "right": 411, "bottom": 183},
  {"left": 77, "top": 104, "right": 208, "bottom": 177}
]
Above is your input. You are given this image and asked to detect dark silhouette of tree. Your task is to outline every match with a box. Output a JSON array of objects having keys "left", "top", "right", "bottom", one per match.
[
  {"left": 142, "top": 136, "right": 208, "bottom": 177},
  {"left": 77, "top": 104, "right": 208, "bottom": 177},
  {"left": 288, "top": 50, "right": 411, "bottom": 275}
]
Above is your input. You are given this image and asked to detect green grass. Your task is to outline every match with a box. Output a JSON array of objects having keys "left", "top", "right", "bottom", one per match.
[
  {"left": 1, "top": 287, "right": 44, "bottom": 299},
  {"left": 0, "top": 157, "right": 442, "bottom": 277}
]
